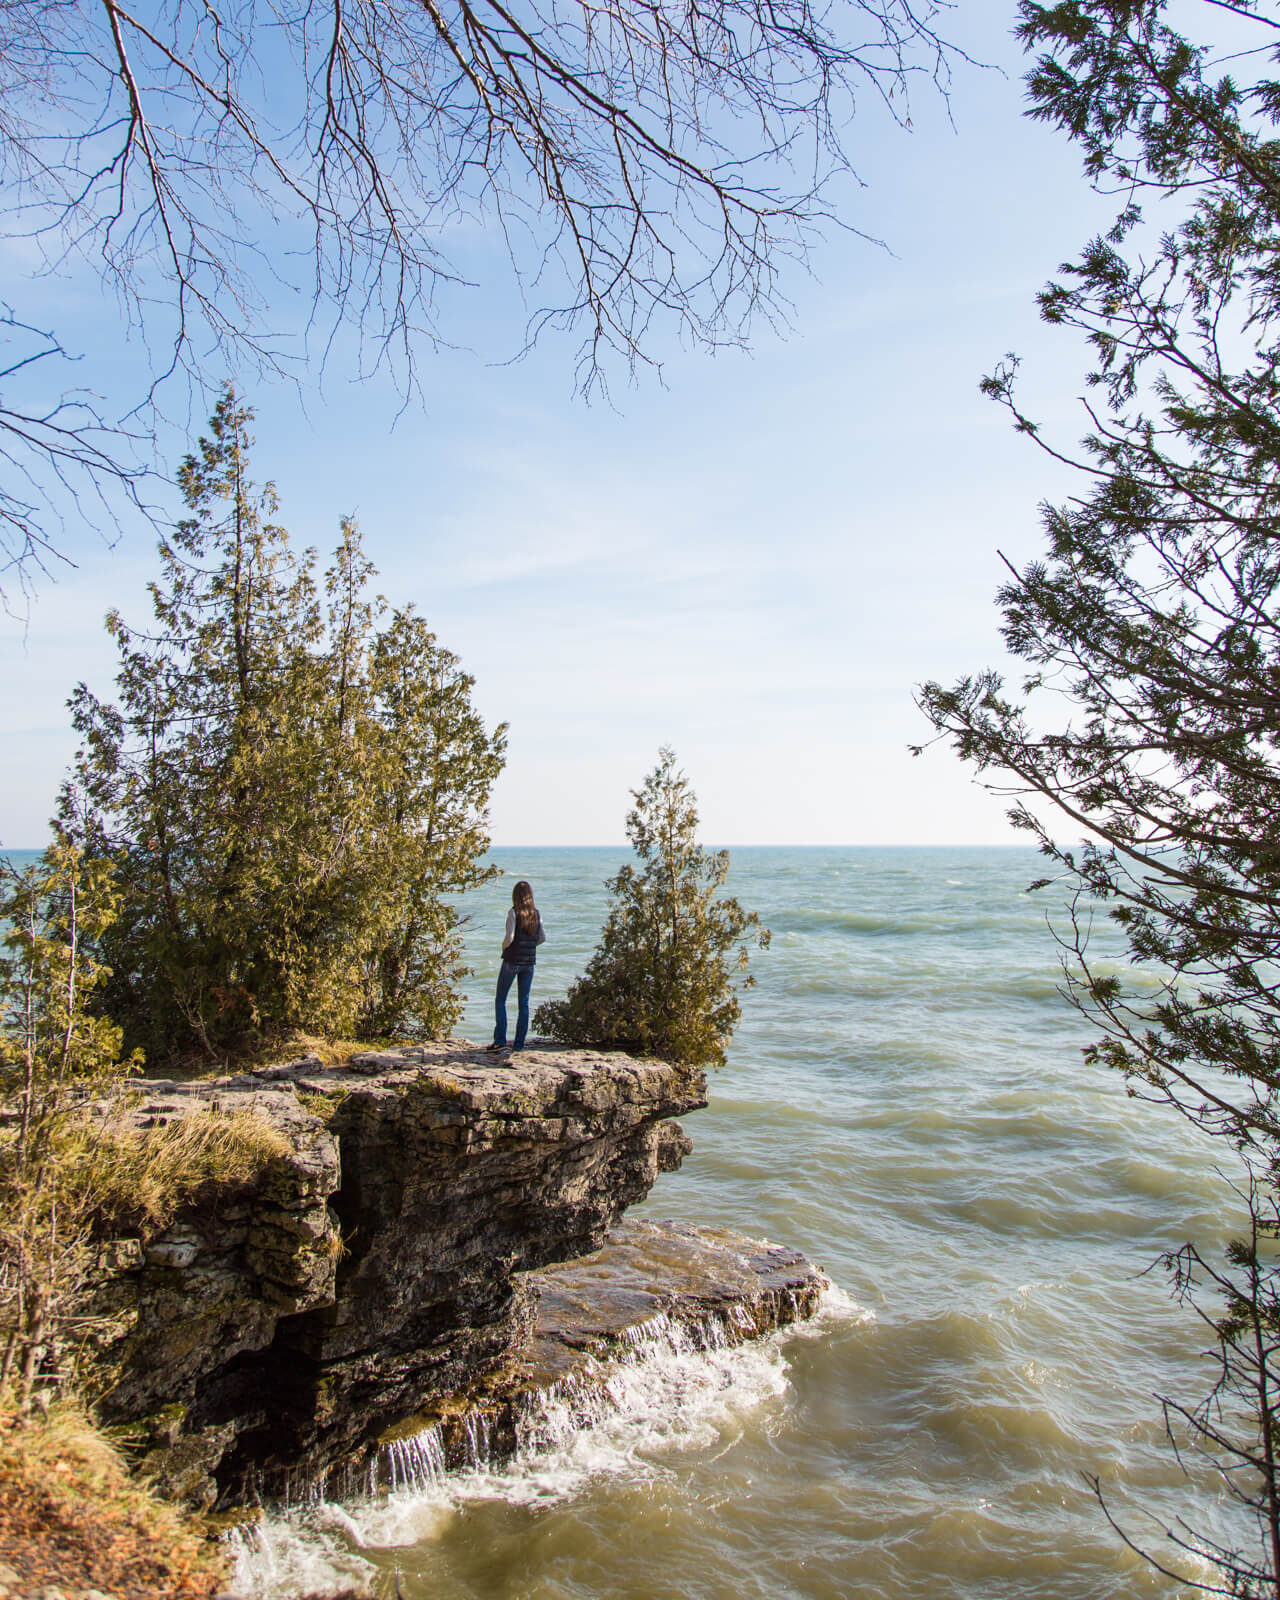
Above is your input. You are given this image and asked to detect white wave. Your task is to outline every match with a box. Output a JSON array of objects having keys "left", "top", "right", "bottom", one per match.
[
  {"left": 230, "top": 1285, "right": 865, "bottom": 1598},
  {"left": 355, "top": 1331, "right": 792, "bottom": 1538},
  {"left": 807, "top": 1281, "right": 874, "bottom": 1329},
  {"left": 228, "top": 1516, "right": 377, "bottom": 1598}
]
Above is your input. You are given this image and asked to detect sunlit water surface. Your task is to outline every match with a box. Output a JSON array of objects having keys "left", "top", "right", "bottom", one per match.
[{"left": 232, "top": 846, "right": 1240, "bottom": 1598}]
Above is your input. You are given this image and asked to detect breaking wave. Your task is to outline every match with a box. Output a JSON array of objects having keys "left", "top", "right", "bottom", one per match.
[{"left": 230, "top": 1287, "right": 871, "bottom": 1599}]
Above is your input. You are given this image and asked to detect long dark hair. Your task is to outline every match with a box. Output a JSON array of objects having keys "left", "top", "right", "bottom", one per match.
[{"left": 513, "top": 880, "right": 538, "bottom": 936}]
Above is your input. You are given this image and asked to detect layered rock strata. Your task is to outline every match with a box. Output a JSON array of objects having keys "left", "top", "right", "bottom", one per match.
[
  {"left": 87, "top": 1043, "right": 705, "bottom": 1509},
  {"left": 374, "top": 1217, "right": 828, "bottom": 1490}
]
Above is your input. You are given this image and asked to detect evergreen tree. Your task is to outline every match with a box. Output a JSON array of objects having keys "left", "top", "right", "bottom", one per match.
[
  {"left": 918, "top": 1, "right": 1280, "bottom": 1588},
  {"left": 65, "top": 391, "right": 506, "bottom": 1062},
  {"left": 355, "top": 607, "right": 508, "bottom": 1038},
  {"left": 535, "top": 749, "right": 768, "bottom": 1066}
]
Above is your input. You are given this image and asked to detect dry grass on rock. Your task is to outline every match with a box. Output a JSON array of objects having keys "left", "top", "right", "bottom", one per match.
[
  {"left": 61, "top": 1106, "right": 290, "bottom": 1236},
  {"left": 0, "top": 1404, "right": 378, "bottom": 1599},
  {"left": 136, "top": 1031, "right": 419, "bottom": 1083},
  {"left": 0, "top": 1401, "right": 228, "bottom": 1598}
]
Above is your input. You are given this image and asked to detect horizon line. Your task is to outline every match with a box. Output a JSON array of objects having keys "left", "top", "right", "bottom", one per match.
[{"left": 2, "top": 839, "right": 1048, "bottom": 852}]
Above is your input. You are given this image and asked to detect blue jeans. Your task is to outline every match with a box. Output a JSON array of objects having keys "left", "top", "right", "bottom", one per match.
[{"left": 494, "top": 961, "right": 534, "bottom": 1049}]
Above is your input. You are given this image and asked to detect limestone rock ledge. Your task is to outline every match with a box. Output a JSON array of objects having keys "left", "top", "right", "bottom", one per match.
[
  {"left": 374, "top": 1217, "right": 828, "bottom": 1489},
  {"left": 86, "top": 1042, "right": 706, "bottom": 1510}
]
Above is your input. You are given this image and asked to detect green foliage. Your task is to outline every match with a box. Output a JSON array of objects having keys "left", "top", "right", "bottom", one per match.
[
  {"left": 0, "top": 838, "right": 140, "bottom": 1410},
  {"left": 535, "top": 749, "right": 768, "bottom": 1066},
  {"left": 64, "top": 388, "right": 506, "bottom": 1063},
  {"left": 296, "top": 1086, "right": 351, "bottom": 1124},
  {"left": 920, "top": 0, "right": 1280, "bottom": 1176},
  {"left": 918, "top": 1, "right": 1280, "bottom": 1588},
  {"left": 0, "top": 837, "right": 293, "bottom": 1416}
]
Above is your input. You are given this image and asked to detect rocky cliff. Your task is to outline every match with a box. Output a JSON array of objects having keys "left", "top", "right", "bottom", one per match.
[
  {"left": 374, "top": 1216, "right": 828, "bottom": 1488},
  {"left": 86, "top": 1043, "right": 705, "bottom": 1510}
]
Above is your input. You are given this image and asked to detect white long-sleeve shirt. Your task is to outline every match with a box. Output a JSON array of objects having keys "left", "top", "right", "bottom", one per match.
[{"left": 503, "top": 908, "right": 547, "bottom": 949}]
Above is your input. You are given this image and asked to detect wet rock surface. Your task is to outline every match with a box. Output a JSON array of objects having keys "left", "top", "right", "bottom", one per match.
[
  {"left": 373, "top": 1217, "right": 828, "bottom": 1486},
  {"left": 86, "top": 1042, "right": 705, "bottom": 1509}
]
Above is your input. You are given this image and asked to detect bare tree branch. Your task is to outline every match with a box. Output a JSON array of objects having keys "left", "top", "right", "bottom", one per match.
[{"left": 0, "top": 0, "right": 962, "bottom": 592}]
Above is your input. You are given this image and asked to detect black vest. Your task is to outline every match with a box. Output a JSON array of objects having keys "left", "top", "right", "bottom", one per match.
[{"left": 507, "top": 913, "right": 539, "bottom": 967}]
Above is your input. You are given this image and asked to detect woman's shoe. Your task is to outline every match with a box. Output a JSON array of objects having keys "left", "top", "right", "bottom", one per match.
[{"left": 485, "top": 1041, "right": 506, "bottom": 1053}]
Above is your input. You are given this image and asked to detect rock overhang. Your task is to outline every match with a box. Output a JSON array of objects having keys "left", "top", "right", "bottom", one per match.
[{"left": 86, "top": 1041, "right": 709, "bottom": 1506}]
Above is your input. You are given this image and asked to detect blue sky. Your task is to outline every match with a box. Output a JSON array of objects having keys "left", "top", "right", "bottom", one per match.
[{"left": 0, "top": 1, "right": 1126, "bottom": 847}]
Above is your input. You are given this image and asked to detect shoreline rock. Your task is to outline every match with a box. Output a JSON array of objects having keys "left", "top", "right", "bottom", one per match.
[
  {"left": 225, "top": 1219, "right": 827, "bottom": 1597},
  {"left": 370, "top": 1216, "right": 827, "bottom": 1493},
  {"left": 85, "top": 1042, "right": 707, "bottom": 1509}
]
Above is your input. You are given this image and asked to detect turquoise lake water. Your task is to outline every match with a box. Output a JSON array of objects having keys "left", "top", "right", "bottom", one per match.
[
  {"left": 227, "top": 845, "right": 1242, "bottom": 1599},
  {"left": 27, "top": 842, "right": 1232, "bottom": 1597}
]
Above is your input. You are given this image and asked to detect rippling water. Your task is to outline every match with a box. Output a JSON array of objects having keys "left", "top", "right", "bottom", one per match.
[{"left": 237, "top": 846, "right": 1240, "bottom": 1599}]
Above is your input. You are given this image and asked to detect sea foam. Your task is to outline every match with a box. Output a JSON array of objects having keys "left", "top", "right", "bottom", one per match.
[{"left": 230, "top": 1284, "right": 866, "bottom": 1598}]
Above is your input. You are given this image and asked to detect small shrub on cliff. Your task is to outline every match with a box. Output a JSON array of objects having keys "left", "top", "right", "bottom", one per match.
[
  {"left": 534, "top": 749, "right": 768, "bottom": 1066},
  {"left": 0, "top": 839, "right": 289, "bottom": 1410}
]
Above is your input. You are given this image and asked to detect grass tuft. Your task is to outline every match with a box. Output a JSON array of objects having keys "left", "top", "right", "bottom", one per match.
[
  {"left": 59, "top": 1106, "right": 290, "bottom": 1235},
  {"left": 297, "top": 1085, "right": 351, "bottom": 1124}
]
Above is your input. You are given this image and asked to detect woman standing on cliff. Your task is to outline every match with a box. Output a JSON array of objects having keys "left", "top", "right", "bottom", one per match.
[{"left": 488, "top": 880, "right": 546, "bottom": 1056}]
